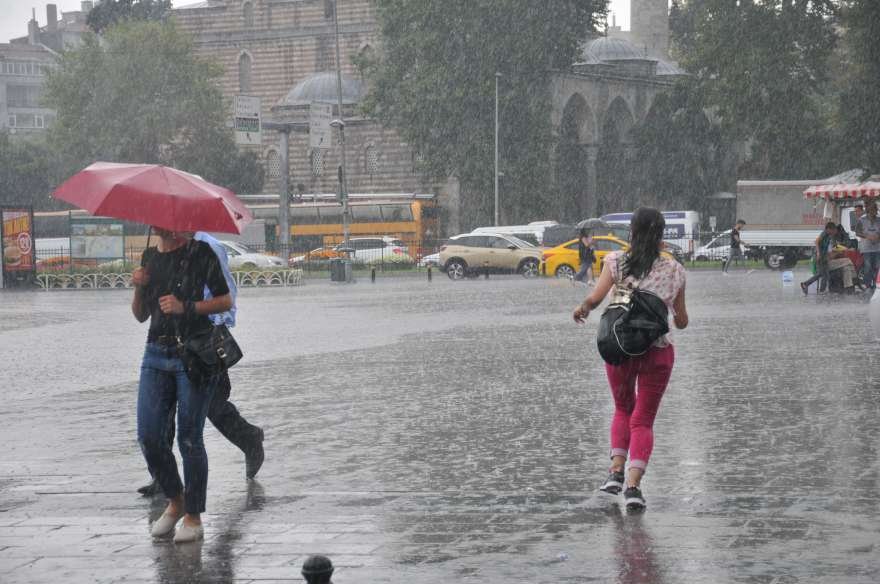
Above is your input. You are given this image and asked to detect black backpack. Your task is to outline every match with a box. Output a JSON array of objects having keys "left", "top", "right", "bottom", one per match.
[{"left": 596, "top": 259, "right": 669, "bottom": 365}]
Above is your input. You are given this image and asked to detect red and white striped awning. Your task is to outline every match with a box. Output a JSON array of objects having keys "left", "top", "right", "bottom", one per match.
[{"left": 804, "top": 182, "right": 880, "bottom": 199}]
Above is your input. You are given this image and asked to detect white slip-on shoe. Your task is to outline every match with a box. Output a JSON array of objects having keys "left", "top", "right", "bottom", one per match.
[
  {"left": 173, "top": 522, "right": 204, "bottom": 543},
  {"left": 150, "top": 510, "right": 183, "bottom": 538}
]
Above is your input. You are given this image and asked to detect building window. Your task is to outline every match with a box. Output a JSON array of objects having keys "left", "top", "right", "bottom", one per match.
[
  {"left": 310, "top": 149, "right": 325, "bottom": 177},
  {"left": 7, "top": 86, "right": 42, "bottom": 108},
  {"left": 365, "top": 144, "right": 379, "bottom": 175},
  {"left": 266, "top": 149, "right": 281, "bottom": 179},
  {"left": 243, "top": 1, "right": 254, "bottom": 28},
  {"left": 324, "top": 0, "right": 334, "bottom": 19},
  {"left": 7, "top": 115, "right": 16, "bottom": 128},
  {"left": 238, "top": 52, "right": 252, "bottom": 93}
]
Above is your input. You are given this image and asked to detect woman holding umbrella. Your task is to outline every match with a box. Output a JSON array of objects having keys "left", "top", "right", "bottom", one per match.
[
  {"left": 53, "top": 162, "right": 253, "bottom": 542},
  {"left": 131, "top": 227, "right": 232, "bottom": 542}
]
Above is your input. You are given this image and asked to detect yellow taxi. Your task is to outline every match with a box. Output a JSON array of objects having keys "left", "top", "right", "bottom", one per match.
[{"left": 541, "top": 236, "right": 675, "bottom": 278}]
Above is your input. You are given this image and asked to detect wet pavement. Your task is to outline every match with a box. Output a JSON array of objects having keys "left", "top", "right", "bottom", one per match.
[{"left": 1, "top": 268, "right": 879, "bottom": 583}]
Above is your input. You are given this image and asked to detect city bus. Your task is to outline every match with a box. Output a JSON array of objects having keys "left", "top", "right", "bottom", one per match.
[{"left": 243, "top": 193, "right": 440, "bottom": 255}]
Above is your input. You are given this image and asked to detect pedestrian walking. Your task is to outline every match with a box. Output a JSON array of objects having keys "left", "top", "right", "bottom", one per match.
[
  {"left": 573, "top": 207, "right": 689, "bottom": 510},
  {"left": 138, "top": 231, "right": 265, "bottom": 497},
  {"left": 573, "top": 229, "right": 595, "bottom": 285},
  {"left": 131, "top": 228, "right": 233, "bottom": 543},
  {"left": 855, "top": 201, "right": 880, "bottom": 294},
  {"left": 722, "top": 219, "right": 746, "bottom": 273}
]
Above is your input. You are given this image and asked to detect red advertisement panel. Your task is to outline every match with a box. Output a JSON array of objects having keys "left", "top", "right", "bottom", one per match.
[{"left": 2, "top": 208, "right": 35, "bottom": 272}]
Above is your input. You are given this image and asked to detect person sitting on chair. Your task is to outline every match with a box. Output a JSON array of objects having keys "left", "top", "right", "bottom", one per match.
[{"left": 800, "top": 222, "right": 856, "bottom": 294}]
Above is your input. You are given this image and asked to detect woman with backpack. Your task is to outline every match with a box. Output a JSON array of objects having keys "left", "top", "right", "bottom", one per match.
[{"left": 573, "top": 207, "right": 689, "bottom": 509}]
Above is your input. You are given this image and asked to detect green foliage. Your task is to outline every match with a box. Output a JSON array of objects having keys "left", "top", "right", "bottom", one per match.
[
  {"left": 86, "top": 0, "right": 172, "bottom": 34},
  {"left": 0, "top": 132, "right": 53, "bottom": 210},
  {"left": 43, "top": 20, "right": 263, "bottom": 194},
  {"left": 836, "top": 0, "right": 880, "bottom": 174},
  {"left": 630, "top": 82, "right": 731, "bottom": 215},
  {"left": 363, "top": 0, "right": 606, "bottom": 228},
  {"left": 670, "top": 0, "right": 839, "bottom": 179}
]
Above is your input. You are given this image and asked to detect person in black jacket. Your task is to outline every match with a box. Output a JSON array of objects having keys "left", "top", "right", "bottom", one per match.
[{"left": 574, "top": 229, "right": 595, "bottom": 284}]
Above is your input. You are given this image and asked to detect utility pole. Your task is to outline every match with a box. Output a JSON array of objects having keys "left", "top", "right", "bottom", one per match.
[
  {"left": 332, "top": 0, "right": 350, "bottom": 248},
  {"left": 494, "top": 72, "right": 501, "bottom": 227}
]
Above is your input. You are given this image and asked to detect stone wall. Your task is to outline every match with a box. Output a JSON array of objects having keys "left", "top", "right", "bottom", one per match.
[{"left": 173, "top": 0, "right": 460, "bottom": 232}]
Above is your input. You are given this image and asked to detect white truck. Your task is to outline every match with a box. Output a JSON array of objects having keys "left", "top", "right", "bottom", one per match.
[{"left": 735, "top": 173, "right": 862, "bottom": 270}]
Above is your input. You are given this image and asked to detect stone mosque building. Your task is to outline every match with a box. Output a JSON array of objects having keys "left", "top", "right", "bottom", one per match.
[{"left": 174, "top": 0, "right": 682, "bottom": 232}]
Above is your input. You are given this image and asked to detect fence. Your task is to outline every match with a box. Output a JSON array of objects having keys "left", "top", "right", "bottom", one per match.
[{"left": 31, "top": 231, "right": 808, "bottom": 281}]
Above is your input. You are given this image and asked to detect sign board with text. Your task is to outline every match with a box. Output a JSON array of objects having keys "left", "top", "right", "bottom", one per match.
[
  {"left": 70, "top": 216, "right": 125, "bottom": 261},
  {"left": 1, "top": 207, "right": 35, "bottom": 288},
  {"left": 234, "top": 95, "right": 262, "bottom": 145},
  {"left": 309, "top": 102, "right": 333, "bottom": 149}
]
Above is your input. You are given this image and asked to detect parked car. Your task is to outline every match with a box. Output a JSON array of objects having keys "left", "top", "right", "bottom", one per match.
[
  {"left": 219, "top": 240, "right": 285, "bottom": 269},
  {"left": 418, "top": 252, "right": 441, "bottom": 267},
  {"left": 694, "top": 231, "right": 733, "bottom": 262},
  {"left": 338, "top": 236, "right": 414, "bottom": 265},
  {"left": 542, "top": 236, "right": 674, "bottom": 278},
  {"left": 439, "top": 233, "right": 542, "bottom": 280},
  {"left": 289, "top": 246, "right": 341, "bottom": 266}
]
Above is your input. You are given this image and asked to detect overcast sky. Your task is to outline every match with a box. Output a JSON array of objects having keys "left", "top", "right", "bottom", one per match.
[{"left": 0, "top": 0, "right": 631, "bottom": 45}]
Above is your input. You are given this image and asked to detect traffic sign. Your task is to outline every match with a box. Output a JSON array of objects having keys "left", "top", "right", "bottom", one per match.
[
  {"left": 309, "top": 103, "right": 333, "bottom": 150},
  {"left": 234, "top": 95, "right": 262, "bottom": 145}
]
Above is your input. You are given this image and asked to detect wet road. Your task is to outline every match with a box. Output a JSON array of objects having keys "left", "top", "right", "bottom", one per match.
[{"left": 1, "top": 269, "right": 878, "bottom": 583}]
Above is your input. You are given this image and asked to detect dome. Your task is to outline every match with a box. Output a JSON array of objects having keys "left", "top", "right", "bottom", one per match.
[
  {"left": 656, "top": 59, "right": 687, "bottom": 76},
  {"left": 582, "top": 37, "right": 648, "bottom": 62},
  {"left": 279, "top": 71, "right": 365, "bottom": 107}
]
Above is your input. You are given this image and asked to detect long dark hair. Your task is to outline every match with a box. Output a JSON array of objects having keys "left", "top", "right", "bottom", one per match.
[{"left": 623, "top": 207, "right": 665, "bottom": 279}]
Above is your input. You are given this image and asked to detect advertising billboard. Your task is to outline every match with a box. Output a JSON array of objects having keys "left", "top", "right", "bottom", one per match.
[
  {"left": 70, "top": 216, "right": 125, "bottom": 260},
  {"left": 1, "top": 207, "right": 36, "bottom": 287}
]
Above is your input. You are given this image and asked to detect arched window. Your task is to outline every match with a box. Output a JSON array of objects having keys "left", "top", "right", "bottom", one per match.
[
  {"left": 364, "top": 143, "right": 379, "bottom": 175},
  {"left": 310, "top": 149, "right": 325, "bottom": 177},
  {"left": 266, "top": 149, "right": 281, "bottom": 179},
  {"left": 243, "top": 1, "right": 254, "bottom": 28},
  {"left": 238, "top": 52, "right": 252, "bottom": 93}
]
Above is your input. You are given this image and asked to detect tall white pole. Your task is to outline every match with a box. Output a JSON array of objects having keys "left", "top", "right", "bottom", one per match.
[
  {"left": 494, "top": 72, "right": 501, "bottom": 227},
  {"left": 333, "top": 0, "right": 350, "bottom": 248}
]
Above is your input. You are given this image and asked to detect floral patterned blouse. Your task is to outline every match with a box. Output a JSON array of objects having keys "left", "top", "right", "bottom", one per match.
[{"left": 605, "top": 250, "right": 686, "bottom": 347}]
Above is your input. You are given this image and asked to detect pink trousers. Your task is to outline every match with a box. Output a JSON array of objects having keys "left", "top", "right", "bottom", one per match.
[{"left": 604, "top": 344, "right": 675, "bottom": 470}]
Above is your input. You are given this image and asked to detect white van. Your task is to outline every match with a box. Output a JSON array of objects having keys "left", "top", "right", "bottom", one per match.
[
  {"left": 470, "top": 221, "right": 557, "bottom": 247},
  {"left": 601, "top": 211, "right": 700, "bottom": 256}
]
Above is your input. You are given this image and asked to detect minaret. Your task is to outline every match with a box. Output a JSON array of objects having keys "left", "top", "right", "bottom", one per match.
[{"left": 630, "top": 0, "right": 670, "bottom": 60}]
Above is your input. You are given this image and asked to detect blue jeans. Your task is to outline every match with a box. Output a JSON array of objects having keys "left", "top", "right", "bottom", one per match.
[
  {"left": 573, "top": 262, "right": 593, "bottom": 282},
  {"left": 862, "top": 252, "right": 880, "bottom": 290},
  {"left": 137, "top": 343, "right": 217, "bottom": 514}
]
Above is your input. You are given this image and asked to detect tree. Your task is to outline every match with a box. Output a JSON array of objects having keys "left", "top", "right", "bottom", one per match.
[
  {"left": 670, "top": 0, "right": 839, "bottom": 179},
  {"left": 362, "top": 0, "right": 606, "bottom": 228},
  {"left": 0, "top": 133, "right": 54, "bottom": 210},
  {"left": 629, "top": 82, "right": 732, "bottom": 216},
  {"left": 86, "top": 0, "right": 171, "bottom": 34},
  {"left": 836, "top": 0, "right": 880, "bottom": 174},
  {"left": 43, "top": 20, "right": 263, "bottom": 194}
]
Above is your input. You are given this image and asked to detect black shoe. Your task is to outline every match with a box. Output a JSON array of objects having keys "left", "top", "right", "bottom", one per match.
[
  {"left": 800, "top": 282, "right": 808, "bottom": 295},
  {"left": 245, "top": 428, "right": 265, "bottom": 480},
  {"left": 137, "top": 479, "right": 160, "bottom": 497},
  {"left": 598, "top": 470, "right": 625, "bottom": 496},
  {"left": 623, "top": 486, "right": 646, "bottom": 509}
]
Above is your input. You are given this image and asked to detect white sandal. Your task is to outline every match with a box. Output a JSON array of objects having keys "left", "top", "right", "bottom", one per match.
[
  {"left": 150, "top": 509, "right": 183, "bottom": 537},
  {"left": 173, "top": 522, "right": 204, "bottom": 543}
]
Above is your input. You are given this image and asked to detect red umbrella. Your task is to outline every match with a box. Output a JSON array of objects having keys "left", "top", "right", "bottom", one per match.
[{"left": 53, "top": 162, "right": 253, "bottom": 234}]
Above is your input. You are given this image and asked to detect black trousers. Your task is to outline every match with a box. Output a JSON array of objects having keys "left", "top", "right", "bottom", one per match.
[{"left": 163, "top": 370, "right": 262, "bottom": 455}]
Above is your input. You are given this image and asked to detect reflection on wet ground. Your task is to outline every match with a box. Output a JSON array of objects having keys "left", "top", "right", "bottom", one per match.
[{"left": 1, "top": 269, "right": 878, "bottom": 582}]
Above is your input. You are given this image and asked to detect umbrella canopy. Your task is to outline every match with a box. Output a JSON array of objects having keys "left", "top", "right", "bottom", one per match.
[
  {"left": 576, "top": 218, "right": 612, "bottom": 231},
  {"left": 803, "top": 182, "right": 880, "bottom": 200},
  {"left": 53, "top": 162, "right": 253, "bottom": 234}
]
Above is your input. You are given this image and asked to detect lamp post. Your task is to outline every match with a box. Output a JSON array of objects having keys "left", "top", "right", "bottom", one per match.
[
  {"left": 332, "top": 0, "right": 350, "bottom": 249},
  {"left": 494, "top": 72, "right": 502, "bottom": 227}
]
